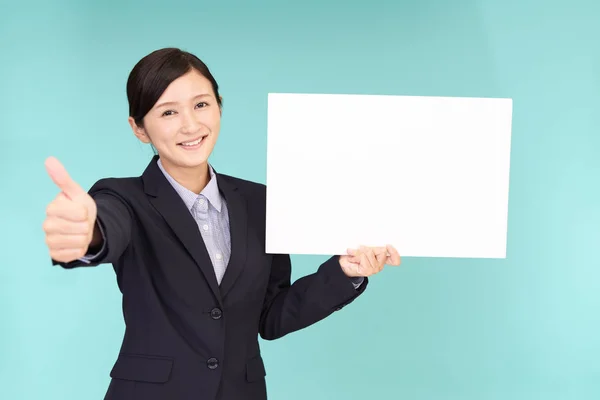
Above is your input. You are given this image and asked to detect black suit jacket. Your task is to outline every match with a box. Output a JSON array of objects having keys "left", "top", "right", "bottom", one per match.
[{"left": 53, "top": 156, "right": 368, "bottom": 400}]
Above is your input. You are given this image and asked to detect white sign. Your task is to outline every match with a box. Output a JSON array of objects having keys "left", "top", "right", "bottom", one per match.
[{"left": 265, "top": 93, "right": 513, "bottom": 259}]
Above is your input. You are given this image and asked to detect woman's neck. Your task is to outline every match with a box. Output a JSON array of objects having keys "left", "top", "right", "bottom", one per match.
[{"left": 162, "top": 160, "right": 210, "bottom": 194}]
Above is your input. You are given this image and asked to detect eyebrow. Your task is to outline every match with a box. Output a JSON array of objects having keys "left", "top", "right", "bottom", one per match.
[{"left": 155, "top": 93, "right": 212, "bottom": 109}]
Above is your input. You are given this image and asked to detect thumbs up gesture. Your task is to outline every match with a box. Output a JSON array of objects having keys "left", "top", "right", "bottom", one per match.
[{"left": 43, "top": 157, "right": 99, "bottom": 262}]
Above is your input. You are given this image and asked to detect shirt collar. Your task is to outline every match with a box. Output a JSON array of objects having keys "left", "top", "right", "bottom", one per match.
[{"left": 157, "top": 158, "right": 223, "bottom": 212}]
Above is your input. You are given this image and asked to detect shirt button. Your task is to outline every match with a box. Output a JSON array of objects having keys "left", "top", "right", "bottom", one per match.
[
  {"left": 203, "top": 224, "right": 209, "bottom": 231},
  {"left": 215, "top": 253, "right": 223, "bottom": 260},
  {"left": 198, "top": 198, "right": 205, "bottom": 205},
  {"left": 207, "top": 357, "right": 219, "bottom": 369}
]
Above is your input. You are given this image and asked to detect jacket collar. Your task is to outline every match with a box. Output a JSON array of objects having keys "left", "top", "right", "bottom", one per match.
[{"left": 141, "top": 155, "right": 248, "bottom": 301}]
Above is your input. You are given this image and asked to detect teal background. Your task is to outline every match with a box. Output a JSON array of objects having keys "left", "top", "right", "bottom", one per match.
[{"left": 1, "top": 0, "right": 599, "bottom": 399}]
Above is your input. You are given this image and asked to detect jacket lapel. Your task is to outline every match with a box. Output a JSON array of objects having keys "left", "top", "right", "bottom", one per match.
[
  {"left": 217, "top": 174, "right": 248, "bottom": 298},
  {"left": 142, "top": 157, "right": 222, "bottom": 304}
]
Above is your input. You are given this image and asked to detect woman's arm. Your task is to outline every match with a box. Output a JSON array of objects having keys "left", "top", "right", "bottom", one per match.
[
  {"left": 258, "top": 254, "right": 367, "bottom": 341},
  {"left": 44, "top": 157, "right": 133, "bottom": 269},
  {"left": 258, "top": 244, "right": 401, "bottom": 340},
  {"left": 49, "top": 185, "right": 134, "bottom": 269}
]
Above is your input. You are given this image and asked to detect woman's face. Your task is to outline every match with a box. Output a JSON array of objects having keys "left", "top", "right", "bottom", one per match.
[{"left": 130, "top": 68, "right": 221, "bottom": 171}]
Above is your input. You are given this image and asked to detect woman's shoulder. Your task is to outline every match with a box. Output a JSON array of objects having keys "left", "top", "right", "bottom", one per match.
[
  {"left": 87, "top": 176, "right": 144, "bottom": 198},
  {"left": 217, "top": 173, "right": 266, "bottom": 197}
]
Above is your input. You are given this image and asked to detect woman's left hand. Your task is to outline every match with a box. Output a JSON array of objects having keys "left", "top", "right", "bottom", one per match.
[{"left": 339, "top": 244, "right": 401, "bottom": 277}]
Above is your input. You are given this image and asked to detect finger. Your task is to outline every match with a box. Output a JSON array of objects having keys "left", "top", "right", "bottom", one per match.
[
  {"left": 353, "top": 251, "right": 372, "bottom": 275},
  {"left": 386, "top": 244, "right": 401, "bottom": 266},
  {"left": 349, "top": 247, "right": 387, "bottom": 255},
  {"left": 45, "top": 156, "right": 87, "bottom": 200},
  {"left": 356, "top": 251, "right": 371, "bottom": 275},
  {"left": 339, "top": 256, "right": 362, "bottom": 277},
  {"left": 346, "top": 248, "right": 361, "bottom": 264},
  {"left": 46, "top": 199, "right": 88, "bottom": 221},
  {"left": 371, "top": 248, "right": 385, "bottom": 272},
  {"left": 346, "top": 248, "right": 360, "bottom": 264},
  {"left": 372, "top": 246, "right": 389, "bottom": 268},
  {"left": 43, "top": 218, "right": 90, "bottom": 235},
  {"left": 371, "top": 246, "right": 388, "bottom": 256},
  {"left": 376, "top": 250, "right": 388, "bottom": 266},
  {"left": 347, "top": 256, "right": 361, "bottom": 265},
  {"left": 49, "top": 248, "right": 88, "bottom": 263},
  {"left": 340, "top": 257, "right": 361, "bottom": 270},
  {"left": 361, "top": 246, "right": 380, "bottom": 272},
  {"left": 45, "top": 233, "right": 91, "bottom": 250},
  {"left": 349, "top": 246, "right": 387, "bottom": 268}
]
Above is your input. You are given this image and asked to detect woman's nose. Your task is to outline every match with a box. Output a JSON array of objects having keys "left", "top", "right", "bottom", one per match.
[{"left": 180, "top": 110, "right": 201, "bottom": 133}]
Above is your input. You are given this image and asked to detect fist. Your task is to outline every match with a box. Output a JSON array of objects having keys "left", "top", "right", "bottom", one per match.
[{"left": 43, "top": 157, "right": 98, "bottom": 263}]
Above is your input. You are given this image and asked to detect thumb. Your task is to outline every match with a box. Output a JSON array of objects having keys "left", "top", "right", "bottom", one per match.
[{"left": 45, "top": 156, "right": 86, "bottom": 200}]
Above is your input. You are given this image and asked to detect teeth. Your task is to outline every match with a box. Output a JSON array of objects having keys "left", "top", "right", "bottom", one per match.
[{"left": 181, "top": 137, "right": 203, "bottom": 146}]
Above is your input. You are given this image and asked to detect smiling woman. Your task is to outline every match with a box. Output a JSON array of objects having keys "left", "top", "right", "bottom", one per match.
[
  {"left": 41, "top": 47, "right": 401, "bottom": 400},
  {"left": 126, "top": 49, "right": 224, "bottom": 193}
]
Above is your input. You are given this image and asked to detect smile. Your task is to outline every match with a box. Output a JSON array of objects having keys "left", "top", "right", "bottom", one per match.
[{"left": 178, "top": 136, "right": 205, "bottom": 147}]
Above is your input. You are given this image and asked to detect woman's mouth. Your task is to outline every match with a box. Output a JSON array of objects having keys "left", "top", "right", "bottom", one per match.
[{"left": 178, "top": 136, "right": 205, "bottom": 149}]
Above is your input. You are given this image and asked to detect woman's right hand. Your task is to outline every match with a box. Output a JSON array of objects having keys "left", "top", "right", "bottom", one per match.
[{"left": 43, "top": 157, "right": 99, "bottom": 263}]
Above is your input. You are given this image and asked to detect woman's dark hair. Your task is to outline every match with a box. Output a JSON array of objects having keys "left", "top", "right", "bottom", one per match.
[{"left": 126, "top": 47, "right": 222, "bottom": 127}]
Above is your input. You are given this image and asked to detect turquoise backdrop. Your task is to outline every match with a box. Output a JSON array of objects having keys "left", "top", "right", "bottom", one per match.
[{"left": 1, "top": 0, "right": 599, "bottom": 399}]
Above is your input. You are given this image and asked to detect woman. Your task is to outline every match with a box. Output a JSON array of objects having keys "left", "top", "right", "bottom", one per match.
[{"left": 43, "top": 47, "right": 401, "bottom": 400}]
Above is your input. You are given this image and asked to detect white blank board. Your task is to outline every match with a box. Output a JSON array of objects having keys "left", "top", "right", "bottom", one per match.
[{"left": 265, "top": 93, "right": 513, "bottom": 259}]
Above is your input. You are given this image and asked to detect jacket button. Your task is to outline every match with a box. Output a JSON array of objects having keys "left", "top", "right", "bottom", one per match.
[
  {"left": 207, "top": 357, "right": 219, "bottom": 369},
  {"left": 210, "top": 308, "right": 222, "bottom": 320}
]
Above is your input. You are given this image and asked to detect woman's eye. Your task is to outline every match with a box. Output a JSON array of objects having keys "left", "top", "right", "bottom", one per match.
[
  {"left": 196, "top": 102, "right": 208, "bottom": 108},
  {"left": 162, "top": 110, "right": 175, "bottom": 117}
]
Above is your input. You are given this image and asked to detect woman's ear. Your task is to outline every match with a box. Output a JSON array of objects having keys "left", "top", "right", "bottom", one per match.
[{"left": 128, "top": 116, "right": 151, "bottom": 144}]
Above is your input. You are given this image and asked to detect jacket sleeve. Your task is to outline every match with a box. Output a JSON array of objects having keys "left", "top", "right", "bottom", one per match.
[
  {"left": 51, "top": 181, "right": 133, "bottom": 269},
  {"left": 258, "top": 253, "right": 368, "bottom": 340}
]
